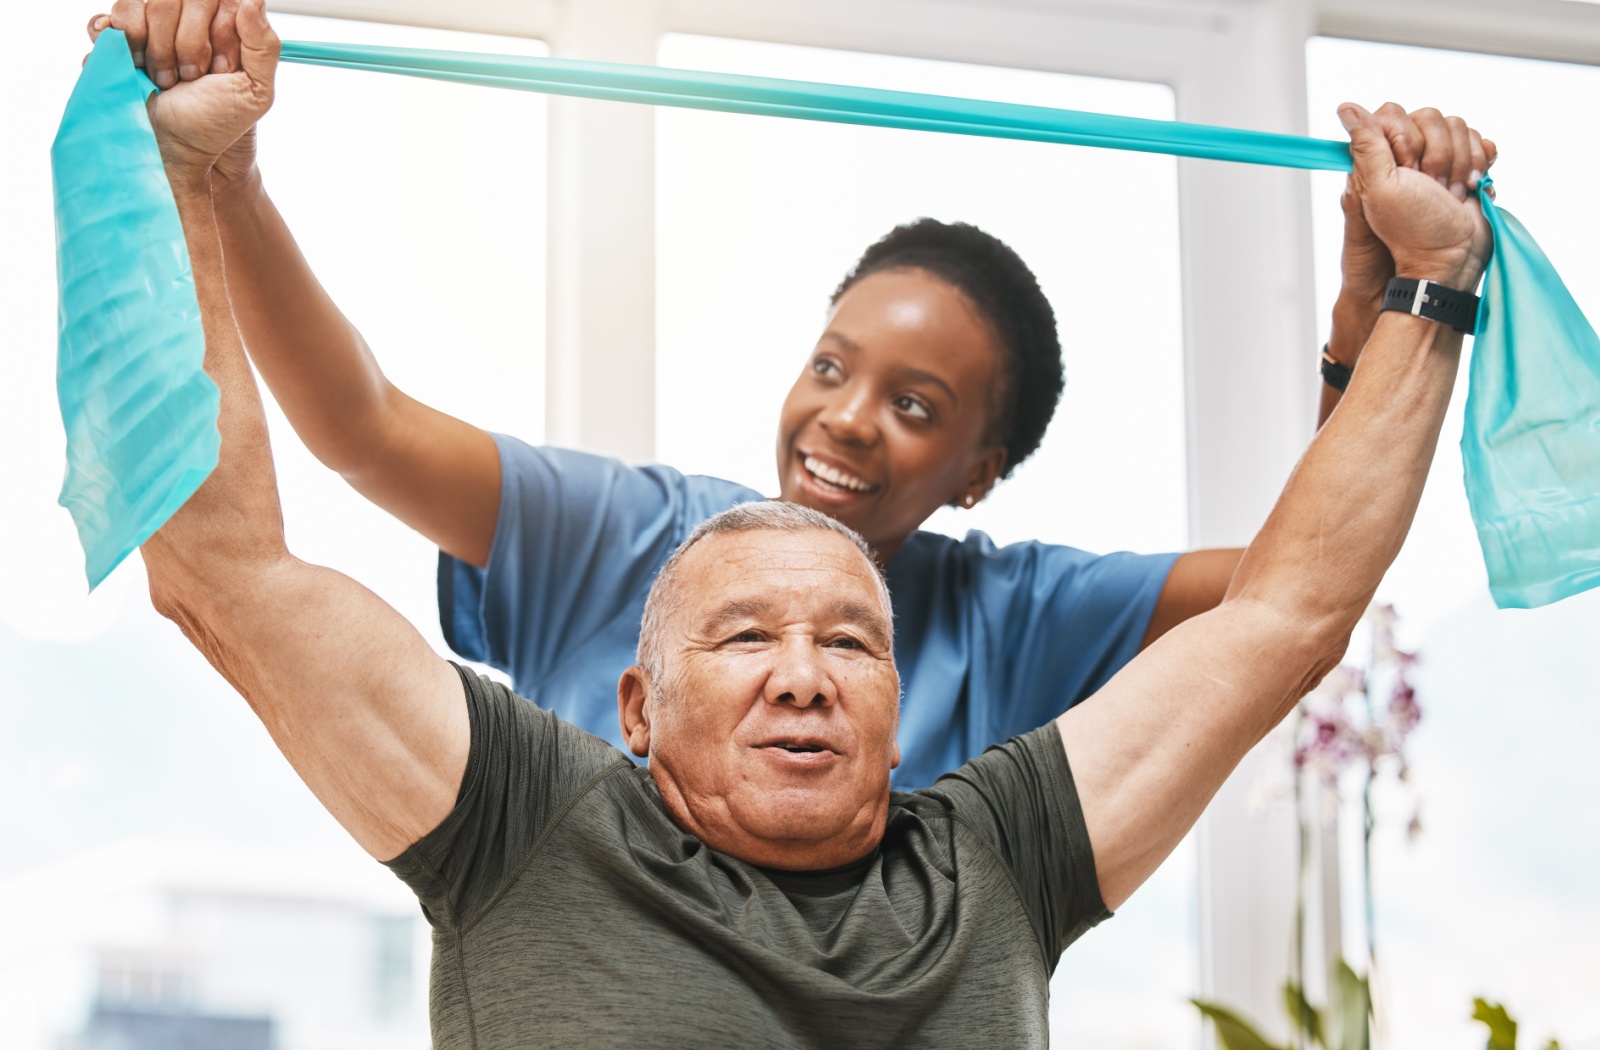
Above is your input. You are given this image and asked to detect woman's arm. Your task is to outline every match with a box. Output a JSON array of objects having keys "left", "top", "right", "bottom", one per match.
[{"left": 209, "top": 165, "right": 501, "bottom": 566}]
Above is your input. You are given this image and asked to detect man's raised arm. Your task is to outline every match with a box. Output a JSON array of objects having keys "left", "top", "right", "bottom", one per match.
[
  {"left": 1062, "top": 103, "right": 1494, "bottom": 911},
  {"left": 92, "top": 0, "right": 501, "bottom": 568},
  {"left": 134, "top": 0, "right": 468, "bottom": 861}
]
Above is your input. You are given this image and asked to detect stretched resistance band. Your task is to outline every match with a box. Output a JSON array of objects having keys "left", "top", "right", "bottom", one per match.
[{"left": 52, "top": 31, "right": 1600, "bottom": 606}]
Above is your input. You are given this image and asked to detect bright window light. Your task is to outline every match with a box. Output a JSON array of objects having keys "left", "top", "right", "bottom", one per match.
[{"left": 1307, "top": 36, "right": 1600, "bottom": 1050}]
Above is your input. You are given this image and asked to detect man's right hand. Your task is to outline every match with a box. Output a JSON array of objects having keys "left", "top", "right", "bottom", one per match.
[
  {"left": 88, "top": 0, "right": 278, "bottom": 181},
  {"left": 1338, "top": 102, "right": 1493, "bottom": 293}
]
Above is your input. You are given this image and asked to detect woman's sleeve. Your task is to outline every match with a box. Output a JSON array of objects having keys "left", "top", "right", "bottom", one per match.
[
  {"left": 974, "top": 539, "right": 1181, "bottom": 740},
  {"left": 436, "top": 435, "right": 760, "bottom": 691}
]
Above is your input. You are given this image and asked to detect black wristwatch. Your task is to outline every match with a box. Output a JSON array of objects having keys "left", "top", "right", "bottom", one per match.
[
  {"left": 1380, "top": 277, "right": 1480, "bottom": 335},
  {"left": 1320, "top": 346, "right": 1353, "bottom": 392}
]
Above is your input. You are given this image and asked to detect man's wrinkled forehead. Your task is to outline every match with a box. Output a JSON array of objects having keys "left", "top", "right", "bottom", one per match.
[{"left": 674, "top": 529, "right": 891, "bottom": 637}]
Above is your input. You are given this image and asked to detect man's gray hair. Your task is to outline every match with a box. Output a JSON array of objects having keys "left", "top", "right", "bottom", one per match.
[{"left": 636, "top": 501, "right": 891, "bottom": 684}]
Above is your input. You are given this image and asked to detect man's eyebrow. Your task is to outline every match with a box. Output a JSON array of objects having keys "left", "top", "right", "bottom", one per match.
[
  {"left": 832, "top": 599, "right": 893, "bottom": 651},
  {"left": 818, "top": 332, "right": 960, "bottom": 406},
  {"left": 699, "top": 599, "right": 773, "bottom": 636},
  {"left": 697, "top": 596, "right": 892, "bottom": 649}
]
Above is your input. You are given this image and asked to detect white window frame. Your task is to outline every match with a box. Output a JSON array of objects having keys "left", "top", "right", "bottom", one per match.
[{"left": 271, "top": 0, "right": 1600, "bottom": 1040}]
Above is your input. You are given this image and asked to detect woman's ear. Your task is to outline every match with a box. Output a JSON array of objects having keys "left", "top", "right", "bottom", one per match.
[
  {"left": 617, "top": 666, "right": 655, "bottom": 758},
  {"left": 959, "top": 446, "right": 1007, "bottom": 508}
]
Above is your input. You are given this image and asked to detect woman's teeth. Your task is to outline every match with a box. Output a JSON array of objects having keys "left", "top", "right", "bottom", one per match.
[{"left": 804, "top": 456, "right": 878, "bottom": 494}]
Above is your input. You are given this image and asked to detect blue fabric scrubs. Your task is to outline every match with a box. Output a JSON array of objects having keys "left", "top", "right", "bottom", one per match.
[{"left": 439, "top": 435, "right": 1180, "bottom": 789}]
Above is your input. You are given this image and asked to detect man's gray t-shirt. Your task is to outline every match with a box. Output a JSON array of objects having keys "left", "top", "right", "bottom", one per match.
[{"left": 386, "top": 666, "right": 1110, "bottom": 1049}]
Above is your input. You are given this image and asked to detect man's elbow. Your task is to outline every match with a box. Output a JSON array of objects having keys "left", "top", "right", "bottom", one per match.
[{"left": 1221, "top": 594, "right": 1356, "bottom": 708}]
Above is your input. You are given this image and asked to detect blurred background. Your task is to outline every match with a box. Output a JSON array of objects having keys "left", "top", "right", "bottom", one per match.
[{"left": 1, "top": 1, "right": 1596, "bottom": 1047}]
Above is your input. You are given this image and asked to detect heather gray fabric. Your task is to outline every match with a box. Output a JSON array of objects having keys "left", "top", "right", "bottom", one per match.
[{"left": 385, "top": 665, "right": 1110, "bottom": 1049}]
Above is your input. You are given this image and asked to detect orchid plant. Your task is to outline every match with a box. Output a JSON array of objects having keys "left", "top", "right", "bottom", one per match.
[{"left": 1192, "top": 605, "right": 1565, "bottom": 1050}]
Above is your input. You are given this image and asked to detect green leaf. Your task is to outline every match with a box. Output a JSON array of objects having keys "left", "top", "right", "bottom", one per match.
[
  {"left": 1327, "top": 960, "right": 1371, "bottom": 1050},
  {"left": 1472, "top": 999, "right": 1519, "bottom": 1050},
  {"left": 1283, "top": 981, "right": 1327, "bottom": 1047},
  {"left": 1541, "top": 1041, "right": 1562, "bottom": 1050},
  {"left": 1191, "top": 999, "right": 1291, "bottom": 1050}
]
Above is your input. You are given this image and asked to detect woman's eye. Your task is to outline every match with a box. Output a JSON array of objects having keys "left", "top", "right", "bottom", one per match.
[
  {"left": 812, "top": 357, "right": 842, "bottom": 380},
  {"left": 894, "top": 395, "right": 932, "bottom": 421}
]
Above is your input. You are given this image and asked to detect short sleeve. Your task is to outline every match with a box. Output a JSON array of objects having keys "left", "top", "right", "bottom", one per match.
[
  {"left": 969, "top": 538, "right": 1178, "bottom": 739},
  {"left": 437, "top": 435, "right": 763, "bottom": 689},
  {"left": 921, "top": 723, "right": 1109, "bottom": 967},
  {"left": 385, "top": 665, "right": 630, "bottom": 930}
]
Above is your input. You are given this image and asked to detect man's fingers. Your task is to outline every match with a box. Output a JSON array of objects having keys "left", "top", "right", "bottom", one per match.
[
  {"left": 1339, "top": 103, "right": 1398, "bottom": 190},
  {"left": 1374, "top": 102, "right": 1421, "bottom": 169},
  {"left": 235, "top": 0, "right": 282, "bottom": 91},
  {"left": 1410, "top": 107, "right": 1454, "bottom": 186},
  {"left": 175, "top": 0, "right": 220, "bottom": 81},
  {"left": 1467, "top": 129, "right": 1488, "bottom": 192},
  {"left": 144, "top": 0, "right": 180, "bottom": 88},
  {"left": 211, "top": 0, "right": 242, "bottom": 73},
  {"left": 1483, "top": 137, "right": 1498, "bottom": 171},
  {"left": 110, "top": 0, "right": 148, "bottom": 65},
  {"left": 86, "top": 13, "right": 111, "bottom": 43},
  {"left": 1445, "top": 116, "right": 1473, "bottom": 199}
]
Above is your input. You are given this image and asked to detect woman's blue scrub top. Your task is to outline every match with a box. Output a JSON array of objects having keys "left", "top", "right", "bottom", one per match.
[{"left": 439, "top": 435, "right": 1180, "bottom": 789}]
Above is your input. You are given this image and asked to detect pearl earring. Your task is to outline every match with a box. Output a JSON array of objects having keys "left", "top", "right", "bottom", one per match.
[{"left": 962, "top": 494, "right": 976, "bottom": 508}]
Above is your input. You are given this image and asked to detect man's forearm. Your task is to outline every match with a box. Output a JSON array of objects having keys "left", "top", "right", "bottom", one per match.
[
  {"left": 209, "top": 165, "right": 395, "bottom": 474},
  {"left": 1232, "top": 309, "right": 1462, "bottom": 651},
  {"left": 143, "top": 173, "right": 290, "bottom": 603}
]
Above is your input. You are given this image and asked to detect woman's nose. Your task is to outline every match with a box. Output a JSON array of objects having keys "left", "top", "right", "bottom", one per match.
[{"left": 818, "top": 388, "right": 879, "bottom": 447}]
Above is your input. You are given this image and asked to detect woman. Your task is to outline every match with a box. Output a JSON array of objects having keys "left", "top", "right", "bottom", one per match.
[{"left": 91, "top": 4, "right": 1489, "bottom": 786}]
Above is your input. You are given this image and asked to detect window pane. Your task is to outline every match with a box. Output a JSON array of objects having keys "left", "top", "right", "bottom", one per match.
[
  {"left": 656, "top": 34, "right": 1195, "bottom": 1048},
  {"left": 1306, "top": 37, "right": 1600, "bottom": 1049},
  {"left": 0, "top": 13, "right": 548, "bottom": 1050}
]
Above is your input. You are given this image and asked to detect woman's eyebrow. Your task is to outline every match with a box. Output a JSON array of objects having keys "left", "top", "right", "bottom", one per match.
[
  {"left": 818, "top": 332, "right": 960, "bottom": 405},
  {"left": 894, "top": 366, "right": 959, "bottom": 406}
]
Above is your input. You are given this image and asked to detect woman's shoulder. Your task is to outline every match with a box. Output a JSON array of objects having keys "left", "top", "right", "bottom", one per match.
[
  {"left": 492, "top": 434, "right": 765, "bottom": 512},
  {"left": 895, "top": 528, "right": 1100, "bottom": 572}
]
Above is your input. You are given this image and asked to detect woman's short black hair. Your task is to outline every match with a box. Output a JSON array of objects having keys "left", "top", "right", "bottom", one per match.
[{"left": 829, "top": 218, "right": 1064, "bottom": 481}]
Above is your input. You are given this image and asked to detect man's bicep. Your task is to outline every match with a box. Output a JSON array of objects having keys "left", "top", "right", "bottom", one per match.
[
  {"left": 1058, "top": 599, "right": 1318, "bottom": 910},
  {"left": 181, "top": 558, "right": 470, "bottom": 862}
]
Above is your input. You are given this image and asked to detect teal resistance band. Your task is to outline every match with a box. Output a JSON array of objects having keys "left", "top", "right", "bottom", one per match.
[
  {"left": 278, "top": 40, "right": 1355, "bottom": 173},
  {"left": 53, "top": 31, "right": 1600, "bottom": 606}
]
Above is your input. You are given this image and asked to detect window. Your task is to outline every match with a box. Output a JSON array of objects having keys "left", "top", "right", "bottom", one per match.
[
  {"left": 655, "top": 34, "right": 1195, "bottom": 1047},
  {"left": 1307, "top": 37, "right": 1600, "bottom": 1048}
]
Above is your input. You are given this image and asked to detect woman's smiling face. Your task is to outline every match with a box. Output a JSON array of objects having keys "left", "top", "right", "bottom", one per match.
[{"left": 776, "top": 267, "right": 1008, "bottom": 562}]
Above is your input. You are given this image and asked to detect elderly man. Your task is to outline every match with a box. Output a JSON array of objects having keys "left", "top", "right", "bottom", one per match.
[{"left": 133, "top": 0, "right": 1493, "bottom": 1046}]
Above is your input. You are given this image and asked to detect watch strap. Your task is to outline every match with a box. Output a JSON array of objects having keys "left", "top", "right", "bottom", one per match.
[
  {"left": 1320, "top": 345, "right": 1353, "bottom": 392},
  {"left": 1380, "top": 277, "right": 1480, "bottom": 335}
]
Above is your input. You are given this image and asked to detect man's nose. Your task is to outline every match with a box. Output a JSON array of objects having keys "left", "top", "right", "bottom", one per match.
[
  {"left": 818, "top": 386, "right": 880, "bottom": 448},
  {"left": 764, "top": 638, "right": 837, "bottom": 709}
]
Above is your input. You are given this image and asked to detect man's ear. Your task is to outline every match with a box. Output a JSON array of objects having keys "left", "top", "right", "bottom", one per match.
[{"left": 617, "top": 666, "right": 655, "bottom": 758}]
